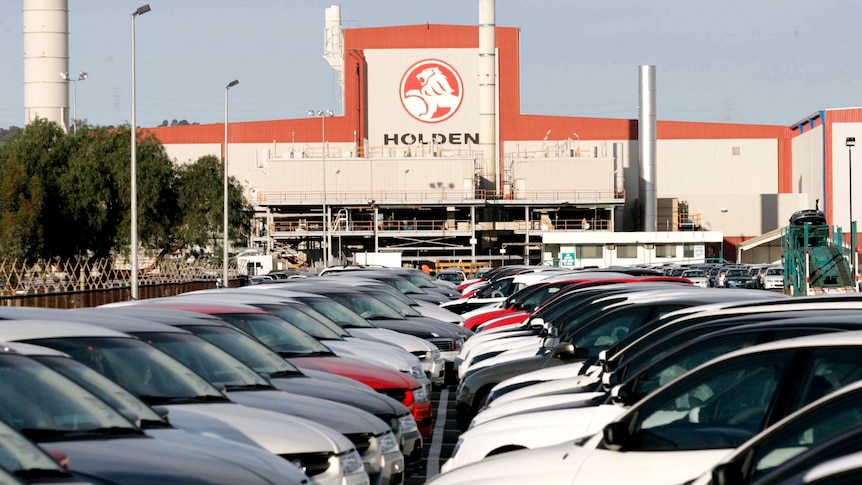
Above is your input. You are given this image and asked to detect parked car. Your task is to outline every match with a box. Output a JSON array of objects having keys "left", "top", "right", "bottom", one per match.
[
  {"left": 3, "top": 340, "right": 316, "bottom": 485},
  {"left": 92, "top": 305, "right": 426, "bottom": 473},
  {"left": 117, "top": 300, "right": 435, "bottom": 440},
  {"left": 430, "top": 330, "right": 862, "bottom": 485},
  {"left": 0, "top": 319, "right": 369, "bottom": 485},
  {"left": 0, "top": 411, "right": 92, "bottom": 484},
  {"left": 436, "top": 269, "right": 466, "bottom": 283},
  {"left": 762, "top": 266, "right": 785, "bottom": 291},
  {"left": 681, "top": 269, "right": 710, "bottom": 288},
  {"left": 0, "top": 342, "right": 315, "bottom": 485},
  {"left": 690, "top": 378, "right": 862, "bottom": 485}
]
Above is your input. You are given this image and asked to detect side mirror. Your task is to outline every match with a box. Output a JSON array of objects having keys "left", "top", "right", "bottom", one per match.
[
  {"left": 541, "top": 334, "right": 560, "bottom": 349},
  {"left": 554, "top": 342, "right": 589, "bottom": 360},
  {"left": 711, "top": 460, "right": 744, "bottom": 485},
  {"left": 602, "top": 421, "right": 633, "bottom": 450},
  {"left": 529, "top": 317, "right": 545, "bottom": 330},
  {"left": 609, "top": 383, "right": 629, "bottom": 404},
  {"left": 597, "top": 349, "right": 608, "bottom": 364}
]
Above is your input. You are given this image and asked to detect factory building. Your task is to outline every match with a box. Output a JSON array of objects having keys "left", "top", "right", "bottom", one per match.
[{"left": 21, "top": 1, "right": 862, "bottom": 269}]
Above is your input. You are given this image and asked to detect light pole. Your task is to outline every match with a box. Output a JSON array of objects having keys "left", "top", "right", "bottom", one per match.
[
  {"left": 572, "top": 132, "right": 580, "bottom": 157},
  {"left": 130, "top": 3, "right": 150, "bottom": 300},
  {"left": 720, "top": 208, "right": 728, "bottom": 262},
  {"left": 848, "top": 137, "right": 856, "bottom": 282},
  {"left": 309, "top": 109, "right": 334, "bottom": 266},
  {"left": 60, "top": 71, "right": 87, "bottom": 134},
  {"left": 224, "top": 79, "right": 239, "bottom": 287}
]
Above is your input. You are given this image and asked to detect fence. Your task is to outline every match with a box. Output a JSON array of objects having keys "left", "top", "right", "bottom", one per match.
[{"left": 0, "top": 258, "right": 238, "bottom": 309}]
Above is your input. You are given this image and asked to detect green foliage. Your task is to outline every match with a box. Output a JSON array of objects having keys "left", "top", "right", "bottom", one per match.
[{"left": 0, "top": 119, "right": 251, "bottom": 261}]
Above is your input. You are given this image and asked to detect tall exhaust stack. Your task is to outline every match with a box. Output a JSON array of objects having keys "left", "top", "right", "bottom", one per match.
[
  {"left": 478, "top": 0, "right": 497, "bottom": 193},
  {"left": 23, "top": 0, "right": 70, "bottom": 131},
  {"left": 638, "top": 65, "right": 657, "bottom": 231}
]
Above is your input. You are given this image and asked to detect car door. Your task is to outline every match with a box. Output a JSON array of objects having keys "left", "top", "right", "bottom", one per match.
[{"left": 572, "top": 349, "right": 798, "bottom": 485}]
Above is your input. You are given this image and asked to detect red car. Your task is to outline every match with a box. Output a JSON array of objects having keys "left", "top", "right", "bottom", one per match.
[{"left": 130, "top": 300, "right": 435, "bottom": 438}]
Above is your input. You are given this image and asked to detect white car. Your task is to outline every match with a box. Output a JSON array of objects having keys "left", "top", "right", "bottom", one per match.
[
  {"left": 762, "top": 266, "right": 785, "bottom": 290},
  {"left": 431, "top": 331, "right": 862, "bottom": 484},
  {"left": 688, "top": 378, "right": 862, "bottom": 485},
  {"left": 0, "top": 320, "right": 370, "bottom": 485}
]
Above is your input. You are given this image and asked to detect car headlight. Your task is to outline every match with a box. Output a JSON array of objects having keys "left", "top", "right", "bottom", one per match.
[
  {"left": 379, "top": 431, "right": 400, "bottom": 454},
  {"left": 411, "top": 365, "right": 425, "bottom": 379},
  {"left": 339, "top": 450, "right": 364, "bottom": 476},
  {"left": 431, "top": 349, "right": 441, "bottom": 361},
  {"left": 398, "top": 413, "right": 418, "bottom": 433},
  {"left": 412, "top": 387, "right": 429, "bottom": 403}
]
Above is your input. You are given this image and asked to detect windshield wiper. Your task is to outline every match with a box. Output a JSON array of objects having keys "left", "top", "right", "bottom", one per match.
[
  {"left": 267, "top": 370, "right": 305, "bottom": 378},
  {"left": 224, "top": 383, "right": 275, "bottom": 392}
]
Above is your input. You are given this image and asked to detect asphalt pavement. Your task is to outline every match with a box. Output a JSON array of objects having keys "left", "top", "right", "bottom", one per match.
[{"left": 407, "top": 382, "right": 459, "bottom": 484}]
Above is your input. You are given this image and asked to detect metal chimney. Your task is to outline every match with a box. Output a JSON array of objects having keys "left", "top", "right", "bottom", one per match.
[
  {"left": 478, "top": 0, "right": 497, "bottom": 193},
  {"left": 638, "top": 65, "right": 657, "bottom": 231},
  {"left": 23, "top": 0, "right": 70, "bottom": 130}
]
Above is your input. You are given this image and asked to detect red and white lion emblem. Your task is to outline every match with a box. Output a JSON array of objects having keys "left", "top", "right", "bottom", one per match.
[{"left": 400, "top": 59, "right": 463, "bottom": 123}]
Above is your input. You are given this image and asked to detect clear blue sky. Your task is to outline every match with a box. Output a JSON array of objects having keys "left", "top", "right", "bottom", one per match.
[{"left": 1, "top": 0, "right": 860, "bottom": 129}]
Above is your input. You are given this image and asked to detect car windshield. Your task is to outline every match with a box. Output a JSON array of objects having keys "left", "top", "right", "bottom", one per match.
[
  {"left": 214, "top": 312, "right": 333, "bottom": 356},
  {"left": 132, "top": 332, "right": 271, "bottom": 390},
  {"left": 293, "top": 296, "right": 375, "bottom": 329},
  {"left": 176, "top": 325, "right": 304, "bottom": 376},
  {"left": 30, "top": 336, "right": 226, "bottom": 405},
  {"left": 32, "top": 355, "right": 166, "bottom": 426},
  {"left": 726, "top": 269, "right": 749, "bottom": 278},
  {"left": 682, "top": 270, "right": 706, "bottom": 278},
  {"left": 255, "top": 303, "right": 345, "bottom": 340},
  {"left": 0, "top": 353, "right": 138, "bottom": 440},
  {"left": 767, "top": 268, "right": 784, "bottom": 276},
  {"left": 0, "top": 417, "right": 71, "bottom": 474},
  {"left": 437, "top": 272, "right": 464, "bottom": 282},
  {"left": 368, "top": 290, "right": 424, "bottom": 317},
  {"left": 325, "top": 292, "right": 406, "bottom": 320}
]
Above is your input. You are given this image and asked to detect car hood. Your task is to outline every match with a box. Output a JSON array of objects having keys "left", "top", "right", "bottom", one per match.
[
  {"left": 346, "top": 328, "right": 437, "bottom": 353},
  {"left": 162, "top": 402, "right": 353, "bottom": 455},
  {"left": 228, "top": 389, "right": 390, "bottom": 434},
  {"left": 144, "top": 427, "right": 311, "bottom": 483},
  {"left": 290, "top": 356, "right": 420, "bottom": 392},
  {"left": 44, "top": 436, "right": 307, "bottom": 485},
  {"left": 270, "top": 374, "right": 409, "bottom": 421},
  {"left": 324, "top": 339, "right": 422, "bottom": 374}
]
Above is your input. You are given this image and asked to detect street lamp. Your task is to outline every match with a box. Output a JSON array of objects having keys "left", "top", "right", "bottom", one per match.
[
  {"left": 309, "top": 109, "right": 334, "bottom": 266},
  {"left": 720, "top": 208, "right": 728, "bottom": 262},
  {"left": 573, "top": 132, "right": 581, "bottom": 157},
  {"left": 60, "top": 71, "right": 87, "bottom": 134},
  {"left": 848, "top": 136, "right": 856, "bottom": 281},
  {"left": 224, "top": 79, "right": 239, "bottom": 287},
  {"left": 130, "top": 3, "right": 150, "bottom": 300}
]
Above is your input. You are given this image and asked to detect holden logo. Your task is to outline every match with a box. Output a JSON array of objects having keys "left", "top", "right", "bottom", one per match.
[{"left": 400, "top": 59, "right": 464, "bottom": 123}]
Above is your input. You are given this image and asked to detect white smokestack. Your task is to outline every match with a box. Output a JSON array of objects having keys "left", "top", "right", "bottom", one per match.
[
  {"left": 23, "top": 0, "right": 70, "bottom": 131},
  {"left": 638, "top": 65, "right": 657, "bottom": 231},
  {"left": 478, "top": 0, "right": 497, "bottom": 193}
]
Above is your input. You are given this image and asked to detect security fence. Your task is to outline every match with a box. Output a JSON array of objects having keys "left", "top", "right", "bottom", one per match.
[{"left": 0, "top": 258, "right": 236, "bottom": 309}]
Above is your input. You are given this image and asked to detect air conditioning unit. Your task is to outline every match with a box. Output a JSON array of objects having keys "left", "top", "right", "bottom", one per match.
[
  {"left": 644, "top": 243, "right": 655, "bottom": 249},
  {"left": 606, "top": 244, "right": 616, "bottom": 250}
]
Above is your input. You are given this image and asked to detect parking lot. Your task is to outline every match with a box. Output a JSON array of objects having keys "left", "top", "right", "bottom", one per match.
[{"left": 407, "top": 383, "right": 458, "bottom": 484}]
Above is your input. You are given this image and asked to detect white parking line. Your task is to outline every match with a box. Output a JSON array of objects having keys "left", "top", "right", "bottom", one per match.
[{"left": 424, "top": 387, "right": 449, "bottom": 478}]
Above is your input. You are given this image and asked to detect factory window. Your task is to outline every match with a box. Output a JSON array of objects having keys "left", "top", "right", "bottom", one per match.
[
  {"left": 683, "top": 244, "right": 695, "bottom": 258},
  {"left": 616, "top": 245, "right": 638, "bottom": 258},
  {"left": 655, "top": 244, "right": 676, "bottom": 258},
  {"left": 576, "top": 245, "right": 602, "bottom": 259}
]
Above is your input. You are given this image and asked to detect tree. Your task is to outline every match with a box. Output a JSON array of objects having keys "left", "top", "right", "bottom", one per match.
[
  {"left": 175, "top": 155, "right": 252, "bottom": 257},
  {"left": 0, "top": 153, "right": 44, "bottom": 260}
]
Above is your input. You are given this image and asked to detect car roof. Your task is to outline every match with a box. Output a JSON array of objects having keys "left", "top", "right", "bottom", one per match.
[
  {"left": 0, "top": 341, "right": 70, "bottom": 357},
  {"left": 0, "top": 319, "right": 135, "bottom": 340},
  {"left": 125, "top": 299, "right": 271, "bottom": 315}
]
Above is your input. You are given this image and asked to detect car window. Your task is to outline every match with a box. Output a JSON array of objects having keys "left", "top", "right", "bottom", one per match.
[
  {"left": 745, "top": 390, "right": 862, "bottom": 482},
  {"left": 631, "top": 350, "right": 795, "bottom": 451}
]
